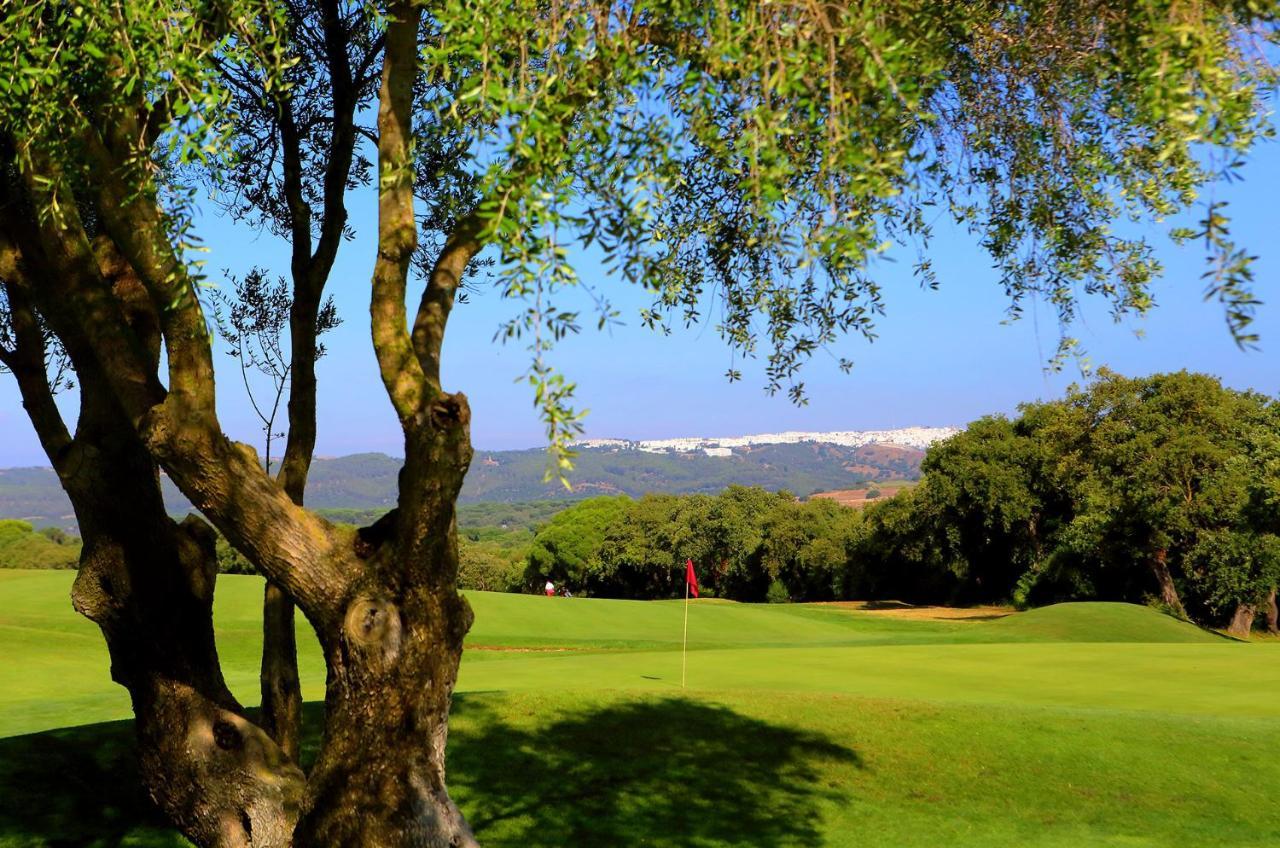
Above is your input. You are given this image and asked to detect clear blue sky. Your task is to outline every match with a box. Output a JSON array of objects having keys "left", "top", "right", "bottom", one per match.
[{"left": 2, "top": 142, "right": 1278, "bottom": 467}]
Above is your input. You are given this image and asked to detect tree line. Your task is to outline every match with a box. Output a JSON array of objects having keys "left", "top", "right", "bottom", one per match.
[
  {"left": 522, "top": 371, "right": 1280, "bottom": 637},
  {"left": 523, "top": 490, "right": 859, "bottom": 602},
  {"left": 0, "top": 519, "right": 80, "bottom": 569}
]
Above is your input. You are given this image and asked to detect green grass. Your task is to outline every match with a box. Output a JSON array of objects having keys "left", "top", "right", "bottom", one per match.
[{"left": 1, "top": 570, "right": 1277, "bottom": 847}]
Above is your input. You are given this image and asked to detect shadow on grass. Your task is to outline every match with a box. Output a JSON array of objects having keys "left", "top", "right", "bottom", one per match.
[
  {"left": 0, "top": 719, "right": 184, "bottom": 847},
  {"left": 1, "top": 696, "right": 858, "bottom": 847},
  {"left": 447, "top": 695, "right": 861, "bottom": 847}
]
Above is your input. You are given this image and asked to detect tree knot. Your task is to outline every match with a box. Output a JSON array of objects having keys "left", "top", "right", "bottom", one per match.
[
  {"left": 213, "top": 718, "right": 243, "bottom": 751},
  {"left": 428, "top": 393, "right": 469, "bottom": 430},
  {"left": 344, "top": 596, "right": 403, "bottom": 666}
]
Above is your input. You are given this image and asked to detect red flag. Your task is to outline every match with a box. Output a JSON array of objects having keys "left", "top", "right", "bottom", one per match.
[{"left": 685, "top": 558, "right": 699, "bottom": 598}]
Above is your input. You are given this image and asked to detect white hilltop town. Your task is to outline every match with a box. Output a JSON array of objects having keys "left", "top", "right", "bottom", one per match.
[{"left": 573, "top": 426, "right": 961, "bottom": 457}]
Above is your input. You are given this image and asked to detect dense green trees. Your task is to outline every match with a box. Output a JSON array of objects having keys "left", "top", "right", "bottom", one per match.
[
  {"left": 527, "top": 373, "right": 1280, "bottom": 637},
  {"left": 525, "top": 488, "right": 858, "bottom": 602},
  {"left": 856, "top": 371, "right": 1280, "bottom": 635},
  {"left": 0, "top": 519, "right": 80, "bottom": 569},
  {"left": 526, "top": 495, "right": 632, "bottom": 590}
]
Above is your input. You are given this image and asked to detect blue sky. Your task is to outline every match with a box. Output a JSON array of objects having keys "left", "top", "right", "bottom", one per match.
[{"left": 2, "top": 141, "right": 1278, "bottom": 467}]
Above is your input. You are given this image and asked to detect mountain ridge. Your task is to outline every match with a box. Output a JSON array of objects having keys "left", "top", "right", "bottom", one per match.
[
  {"left": 572, "top": 425, "right": 958, "bottom": 454},
  {"left": 0, "top": 427, "right": 958, "bottom": 528}
]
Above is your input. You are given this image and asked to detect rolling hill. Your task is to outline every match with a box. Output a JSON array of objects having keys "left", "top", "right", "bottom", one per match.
[{"left": 0, "top": 438, "right": 933, "bottom": 528}]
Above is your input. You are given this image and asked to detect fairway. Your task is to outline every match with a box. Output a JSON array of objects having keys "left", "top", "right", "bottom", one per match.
[{"left": 1, "top": 569, "right": 1277, "bottom": 847}]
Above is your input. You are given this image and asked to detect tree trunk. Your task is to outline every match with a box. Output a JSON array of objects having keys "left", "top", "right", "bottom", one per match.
[
  {"left": 259, "top": 580, "right": 302, "bottom": 761},
  {"left": 1265, "top": 587, "right": 1278, "bottom": 635},
  {"left": 294, "top": 399, "right": 478, "bottom": 846},
  {"left": 0, "top": 262, "right": 305, "bottom": 846},
  {"left": 1149, "top": 548, "right": 1186, "bottom": 619},
  {"left": 53, "top": 411, "right": 306, "bottom": 845},
  {"left": 293, "top": 591, "right": 476, "bottom": 846},
  {"left": 1226, "top": 602, "right": 1257, "bottom": 639},
  {"left": 6, "top": 7, "right": 483, "bottom": 838},
  {"left": 60, "top": 379, "right": 308, "bottom": 846},
  {"left": 72, "top": 515, "right": 305, "bottom": 847}
]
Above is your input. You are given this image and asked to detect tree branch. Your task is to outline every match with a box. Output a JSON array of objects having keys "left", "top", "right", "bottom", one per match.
[
  {"left": 371, "top": 0, "right": 428, "bottom": 426},
  {"left": 309, "top": 0, "right": 358, "bottom": 285},
  {"left": 412, "top": 211, "right": 484, "bottom": 390},
  {"left": 76, "top": 121, "right": 219, "bottom": 418},
  {"left": 11, "top": 148, "right": 350, "bottom": 625},
  {"left": 0, "top": 272, "right": 72, "bottom": 458}
]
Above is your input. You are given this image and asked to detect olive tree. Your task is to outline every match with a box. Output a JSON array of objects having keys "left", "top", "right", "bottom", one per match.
[{"left": 1, "top": 0, "right": 1276, "bottom": 843}]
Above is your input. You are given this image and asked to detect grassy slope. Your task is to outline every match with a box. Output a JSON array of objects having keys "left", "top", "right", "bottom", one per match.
[{"left": 1, "top": 570, "right": 1277, "bottom": 847}]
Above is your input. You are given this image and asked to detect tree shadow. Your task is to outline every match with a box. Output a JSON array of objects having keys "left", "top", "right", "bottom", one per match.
[
  {"left": 446, "top": 695, "right": 862, "bottom": 847},
  {"left": 0, "top": 696, "right": 859, "bottom": 847},
  {"left": 0, "top": 719, "right": 184, "bottom": 847}
]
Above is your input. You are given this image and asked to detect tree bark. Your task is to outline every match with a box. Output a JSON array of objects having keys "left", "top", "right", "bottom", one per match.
[
  {"left": 1149, "top": 548, "right": 1186, "bottom": 619},
  {"left": 0, "top": 263, "right": 304, "bottom": 845},
  {"left": 72, "top": 511, "right": 306, "bottom": 847},
  {"left": 255, "top": 0, "right": 363, "bottom": 754},
  {"left": 1226, "top": 602, "right": 1257, "bottom": 639},
  {"left": 1265, "top": 587, "right": 1278, "bottom": 635},
  {"left": 259, "top": 580, "right": 302, "bottom": 762},
  {"left": 287, "top": 7, "right": 483, "bottom": 837},
  {"left": 294, "top": 404, "right": 478, "bottom": 846}
]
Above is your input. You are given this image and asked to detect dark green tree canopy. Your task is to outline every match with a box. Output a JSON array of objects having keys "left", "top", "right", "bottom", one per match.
[{"left": 857, "top": 370, "right": 1280, "bottom": 629}]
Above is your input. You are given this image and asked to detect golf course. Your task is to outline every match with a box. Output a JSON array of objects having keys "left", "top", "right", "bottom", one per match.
[{"left": 1, "top": 568, "right": 1278, "bottom": 847}]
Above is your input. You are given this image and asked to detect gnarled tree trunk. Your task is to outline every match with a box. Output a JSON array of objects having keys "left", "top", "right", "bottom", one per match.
[
  {"left": 1264, "top": 587, "right": 1278, "bottom": 635},
  {"left": 0, "top": 268, "right": 304, "bottom": 846},
  {"left": 1150, "top": 548, "right": 1186, "bottom": 619},
  {"left": 293, "top": 399, "right": 478, "bottom": 846},
  {"left": 1226, "top": 602, "right": 1257, "bottom": 639},
  {"left": 5, "top": 1, "right": 487, "bottom": 838},
  {"left": 72, "top": 507, "right": 305, "bottom": 847}
]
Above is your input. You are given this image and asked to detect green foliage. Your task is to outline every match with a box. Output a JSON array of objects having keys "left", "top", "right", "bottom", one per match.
[
  {"left": 6, "top": 1, "right": 1272, "bottom": 486},
  {"left": 409, "top": 0, "right": 1280, "bottom": 468},
  {"left": 1185, "top": 529, "right": 1280, "bottom": 618},
  {"left": 526, "top": 487, "right": 860, "bottom": 601},
  {"left": 457, "top": 501, "right": 571, "bottom": 532},
  {"left": 525, "top": 496, "right": 632, "bottom": 590},
  {"left": 458, "top": 540, "right": 526, "bottom": 593},
  {"left": 36, "top": 526, "right": 68, "bottom": 545},
  {"left": 0, "top": 519, "right": 79, "bottom": 570},
  {"left": 857, "top": 370, "right": 1280, "bottom": 631},
  {"left": 759, "top": 499, "right": 862, "bottom": 602},
  {"left": 214, "top": 533, "right": 254, "bottom": 576}
]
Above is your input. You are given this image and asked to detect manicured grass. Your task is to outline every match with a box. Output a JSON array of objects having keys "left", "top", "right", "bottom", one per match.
[{"left": 1, "top": 570, "right": 1277, "bottom": 847}]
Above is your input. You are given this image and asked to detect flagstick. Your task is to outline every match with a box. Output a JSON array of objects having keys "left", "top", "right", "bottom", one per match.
[{"left": 682, "top": 578, "right": 689, "bottom": 689}]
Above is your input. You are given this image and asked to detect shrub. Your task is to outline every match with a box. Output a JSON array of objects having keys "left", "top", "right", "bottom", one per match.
[{"left": 0, "top": 519, "right": 80, "bottom": 569}]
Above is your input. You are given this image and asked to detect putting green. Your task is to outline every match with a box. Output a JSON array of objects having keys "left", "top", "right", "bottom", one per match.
[{"left": 0, "top": 570, "right": 1276, "bottom": 847}]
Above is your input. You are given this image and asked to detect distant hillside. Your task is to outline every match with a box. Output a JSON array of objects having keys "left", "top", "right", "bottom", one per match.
[
  {"left": 466, "top": 441, "right": 925, "bottom": 501},
  {"left": 0, "top": 439, "right": 932, "bottom": 528},
  {"left": 0, "top": 468, "right": 77, "bottom": 528},
  {"left": 810, "top": 480, "right": 916, "bottom": 509}
]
